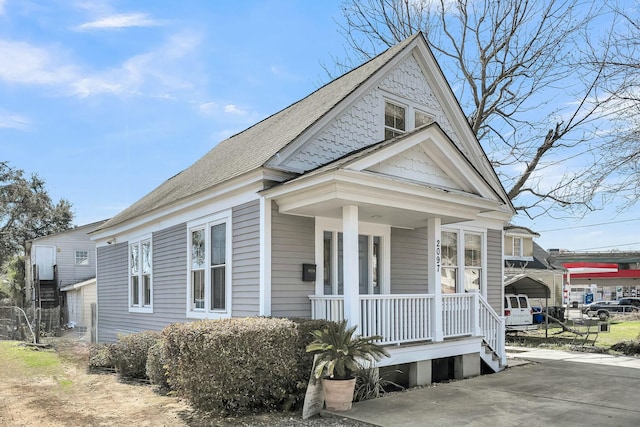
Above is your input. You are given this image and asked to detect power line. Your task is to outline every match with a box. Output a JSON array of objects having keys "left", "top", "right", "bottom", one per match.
[
  {"left": 573, "top": 241, "right": 640, "bottom": 251},
  {"left": 538, "top": 218, "right": 640, "bottom": 233}
]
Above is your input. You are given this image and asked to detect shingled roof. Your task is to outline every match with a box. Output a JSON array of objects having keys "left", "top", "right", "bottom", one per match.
[{"left": 95, "top": 33, "right": 423, "bottom": 233}]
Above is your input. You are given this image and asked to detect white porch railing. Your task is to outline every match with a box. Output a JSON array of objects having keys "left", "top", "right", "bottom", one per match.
[
  {"left": 359, "top": 294, "right": 435, "bottom": 345},
  {"left": 478, "top": 295, "right": 505, "bottom": 363},
  {"left": 441, "top": 294, "right": 473, "bottom": 338}
]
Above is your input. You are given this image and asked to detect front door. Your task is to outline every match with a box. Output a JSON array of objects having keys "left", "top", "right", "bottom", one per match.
[{"left": 34, "top": 245, "right": 55, "bottom": 280}]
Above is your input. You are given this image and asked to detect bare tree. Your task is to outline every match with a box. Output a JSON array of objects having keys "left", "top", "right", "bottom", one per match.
[{"left": 335, "top": 0, "right": 633, "bottom": 218}]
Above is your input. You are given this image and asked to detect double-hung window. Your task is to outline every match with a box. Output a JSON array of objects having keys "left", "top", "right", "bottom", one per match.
[
  {"left": 384, "top": 99, "right": 434, "bottom": 140},
  {"left": 129, "top": 237, "right": 152, "bottom": 313},
  {"left": 188, "top": 212, "right": 231, "bottom": 318},
  {"left": 441, "top": 229, "right": 485, "bottom": 294}
]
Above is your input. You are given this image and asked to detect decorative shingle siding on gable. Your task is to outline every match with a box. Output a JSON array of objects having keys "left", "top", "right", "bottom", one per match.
[
  {"left": 286, "top": 91, "right": 380, "bottom": 171},
  {"left": 378, "top": 55, "right": 464, "bottom": 155},
  {"left": 270, "top": 201, "right": 315, "bottom": 318},
  {"left": 486, "top": 228, "right": 503, "bottom": 312},
  {"left": 232, "top": 200, "right": 261, "bottom": 317},
  {"left": 283, "top": 55, "right": 466, "bottom": 172}
]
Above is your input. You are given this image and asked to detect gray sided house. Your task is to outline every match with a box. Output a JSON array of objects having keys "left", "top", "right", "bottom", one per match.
[
  {"left": 91, "top": 33, "right": 515, "bottom": 383},
  {"left": 25, "top": 220, "right": 107, "bottom": 337}
]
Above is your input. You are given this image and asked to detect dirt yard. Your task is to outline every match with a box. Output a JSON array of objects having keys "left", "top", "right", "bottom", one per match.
[
  {"left": 0, "top": 339, "right": 189, "bottom": 426},
  {"left": 0, "top": 338, "right": 371, "bottom": 427}
]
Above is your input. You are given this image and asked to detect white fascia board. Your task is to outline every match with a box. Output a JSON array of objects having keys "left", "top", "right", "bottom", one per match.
[
  {"left": 93, "top": 169, "right": 277, "bottom": 246},
  {"left": 270, "top": 168, "right": 505, "bottom": 217},
  {"left": 345, "top": 126, "right": 498, "bottom": 202}
]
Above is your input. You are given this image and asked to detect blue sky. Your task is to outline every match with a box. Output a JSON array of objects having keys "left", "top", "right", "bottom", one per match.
[{"left": 1, "top": 0, "right": 639, "bottom": 252}]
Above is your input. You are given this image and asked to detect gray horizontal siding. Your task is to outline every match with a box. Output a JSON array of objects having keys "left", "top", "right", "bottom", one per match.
[
  {"left": 97, "top": 223, "right": 189, "bottom": 342},
  {"left": 232, "top": 201, "right": 260, "bottom": 317},
  {"left": 152, "top": 223, "right": 188, "bottom": 323},
  {"left": 271, "top": 202, "right": 315, "bottom": 318},
  {"left": 390, "top": 227, "right": 429, "bottom": 294},
  {"left": 96, "top": 242, "right": 129, "bottom": 343},
  {"left": 486, "top": 228, "right": 503, "bottom": 312}
]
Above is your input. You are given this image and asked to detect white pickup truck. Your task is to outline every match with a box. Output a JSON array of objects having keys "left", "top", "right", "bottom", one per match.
[{"left": 504, "top": 293, "right": 537, "bottom": 331}]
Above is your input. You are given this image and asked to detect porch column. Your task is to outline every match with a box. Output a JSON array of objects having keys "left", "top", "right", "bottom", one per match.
[
  {"left": 427, "top": 217, "right": 443, "bottom": 341},
  {"left": 343, "top": 205, "right": 360, "bottom": 333}
]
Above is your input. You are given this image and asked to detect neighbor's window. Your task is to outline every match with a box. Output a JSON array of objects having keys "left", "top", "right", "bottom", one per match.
[
  {"left": 188, "top": 212, "right": 231, "bottom": 317},
  {"left": 385, "top": 102, "right": 406, "bottom": 139},
  {"left": 74, "top": 250, "right": 89, "bottom": 266},
  {"left": 512, "top": 237, "right": 522, "bottom": 257},
  {"left": 129, "top": 238, "right": 152, "bottom": 312}
]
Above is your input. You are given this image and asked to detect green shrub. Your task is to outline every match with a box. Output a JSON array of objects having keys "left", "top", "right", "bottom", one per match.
[
  {"left": 88, "top": 342, "right": 117, "bottom": 371},
  {"left": 286, "top": 318, "right": 336, "bottom": 409},
  {"left": 163, "top": 317, "right": 300, "bottom": 415},
  {"left": 146, "top": 339, "right": 170, "bottom": 389},
  {"left": 113, "top": 331, "right": 162, "bottom": 380}
]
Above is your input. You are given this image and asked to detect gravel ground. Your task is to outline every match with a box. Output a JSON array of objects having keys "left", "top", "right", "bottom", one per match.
[{"left": 188, "top": 411, "right": 375, "bottom": 426}]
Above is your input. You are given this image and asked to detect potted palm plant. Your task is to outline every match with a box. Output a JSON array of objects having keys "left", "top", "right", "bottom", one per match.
[{"left": 306, "top": 320, "right": 389, "bottom": 411}]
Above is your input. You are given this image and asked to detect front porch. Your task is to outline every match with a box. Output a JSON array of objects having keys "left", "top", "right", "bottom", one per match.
[{"left": 309, "top": 292, "right": 506, "bottom": 371}]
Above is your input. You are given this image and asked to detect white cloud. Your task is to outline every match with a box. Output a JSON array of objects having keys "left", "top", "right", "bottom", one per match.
[
  {"left": 75, "top": 13, "right": 162, "bottom": 31},
  {"left": 0, "top": 40, "right": 78, "bottom": 85},
  {"left": 0, "top": 30, "right": 203, "bottom": 99},
  {"left": 0, "top": 0, "right": 6, "bottom": 15},
  {"left": 0, "top": 111, "right": 30, "bottom": 130},
  {"left": 224, "top": 104, "right": 247, "bottom": 115}
]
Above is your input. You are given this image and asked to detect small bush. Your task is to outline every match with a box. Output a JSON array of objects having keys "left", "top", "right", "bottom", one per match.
[
  {"left": 146, "top": 339, "right": 170, "bottom": 390},
  {"left": 163, "top": 317, "right": 300, "bottom": 415},
  {"left": 88, "top": 342, "right": 117, "bottom": 371},
  {"left": 354, "top": 368, "right": 403, "bottom": 402},
  {"left": 610, "top": 338, "right": 640, "bottom": 355},
  {"left": 113, "top": 331, "right": 162, "bottom": 380}
]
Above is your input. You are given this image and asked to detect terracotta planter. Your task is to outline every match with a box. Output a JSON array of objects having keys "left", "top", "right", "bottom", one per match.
[{"left": 321, "top": 377, "right": 357, "bottom": 411}]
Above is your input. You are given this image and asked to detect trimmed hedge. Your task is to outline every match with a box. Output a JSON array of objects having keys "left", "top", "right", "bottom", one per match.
[
  {"left": 163, "top": 317, "right": 301, "bottom": 415},
  {"left": 113, "top": 330, "right": 162, "bottom": 380},
  {"left": 146, "top": 339, "right": 170, "bottom": 389},
  {"left": 88, "top": 342, "right": 117, "bottom": 371}
]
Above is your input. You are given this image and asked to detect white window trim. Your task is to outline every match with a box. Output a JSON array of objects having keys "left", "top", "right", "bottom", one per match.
[
  {"left": 442, "top": 226, "right": 487, "bottom": 296},
  {"left": 382, "top": 92, "right": 436, "bottom": 140},
  {"left": 314, "top": 217, "right": 391, "bottom": 296},
  {"left": 74, "top": 250, "right": 90, "bottom": 266},
  {"left": 186, "top": 210, "right": 233, "bottom": 319},
  {"left": 128, "top": 234, "right": 153, "bottom": 314}
]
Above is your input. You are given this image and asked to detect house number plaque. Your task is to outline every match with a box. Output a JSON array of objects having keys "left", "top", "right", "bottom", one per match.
[{"left": 436, "top": 239, "right": 441, "bottom": 273}]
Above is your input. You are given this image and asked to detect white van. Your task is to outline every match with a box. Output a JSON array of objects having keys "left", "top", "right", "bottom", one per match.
[{"left": 504, "top": 294, "right": 536, "bottom": 331}]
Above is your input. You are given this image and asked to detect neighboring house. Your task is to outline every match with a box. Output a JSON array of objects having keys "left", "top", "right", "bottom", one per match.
[
  {"left": 60, "top": 278, "right": 96, "bottom": 341},
  {"left": 91, "top": 33, "right": 515, "bottom": 384},
  {"left": 503, "top": 225, "right": 563, "bottom": 305},
  {"left": 25, "top": 220, "right": 107, "bottom": 339},
  {"left": 548, "top": 250, "right": 640, "bottom": 303}
]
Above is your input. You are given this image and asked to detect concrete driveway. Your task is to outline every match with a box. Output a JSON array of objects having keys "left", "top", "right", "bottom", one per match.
[{"left": 335, "top": 348, "right": 640, "bottom": 426}]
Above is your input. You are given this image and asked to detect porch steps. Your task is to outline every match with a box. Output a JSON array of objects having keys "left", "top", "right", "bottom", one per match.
[{"left": 480, "top": 341, "right": 505, "bottom": 373}]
